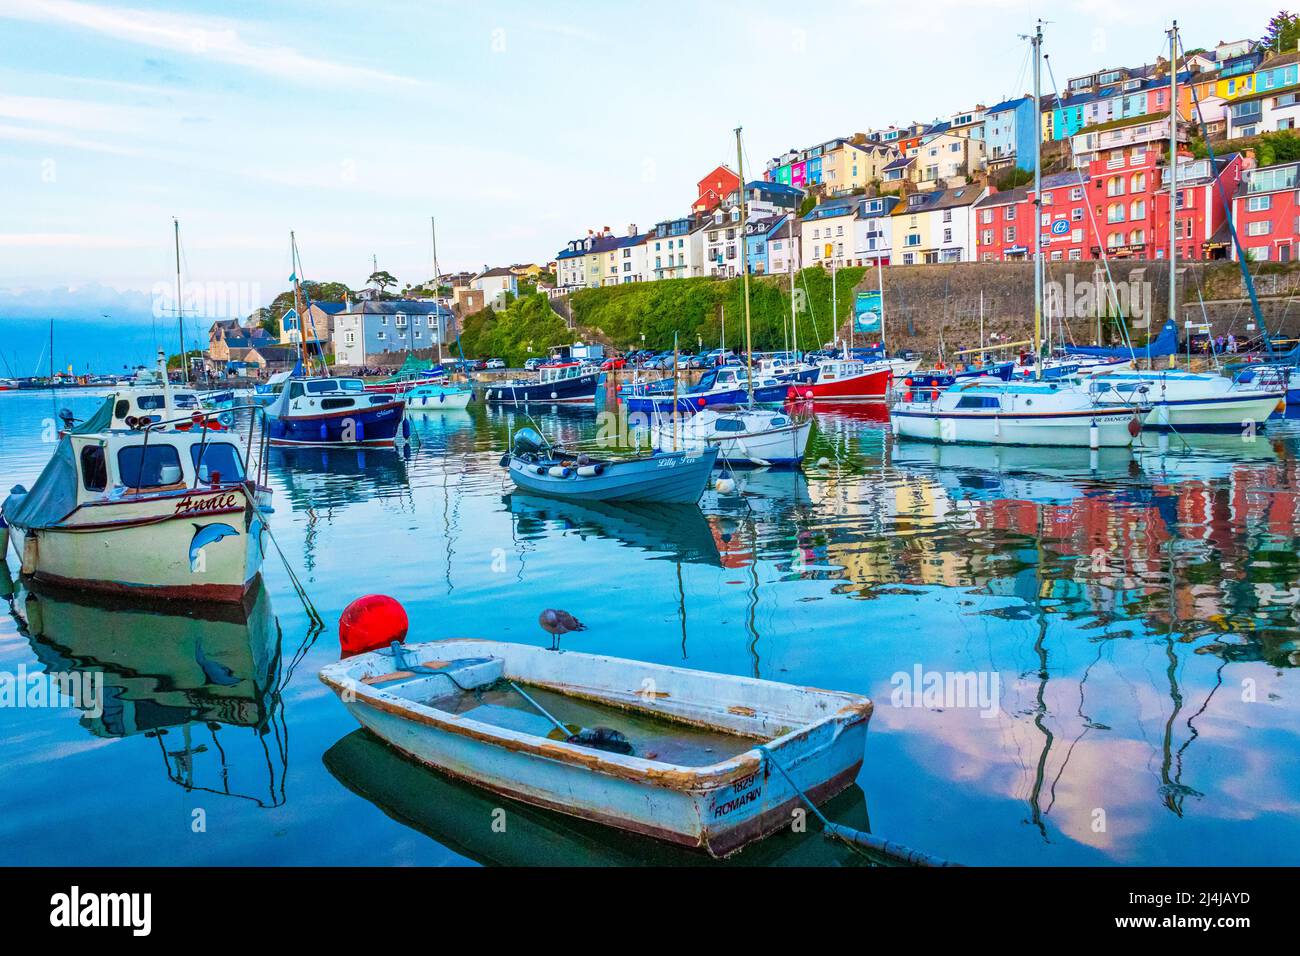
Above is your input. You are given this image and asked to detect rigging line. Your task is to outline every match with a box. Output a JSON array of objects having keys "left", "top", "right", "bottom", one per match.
[{"left": 1042, "top": 55, "right": 1135, "bottom": 357}]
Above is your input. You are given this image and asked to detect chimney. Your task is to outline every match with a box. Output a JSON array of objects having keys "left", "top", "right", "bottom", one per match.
[{"left": 627, "top": 223, "right": 637, "bottom": 236}]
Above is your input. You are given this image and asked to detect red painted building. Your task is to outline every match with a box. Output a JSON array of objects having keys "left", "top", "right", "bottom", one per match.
[
  {"left": 974, "top": 170, "right": 1092, "bottom": 262},
  {"left": 1153, "top": 153, "right": 1244, "bottom": 262},
  {"left": 1232, "top": 159, "right": 1300, "bottom": 262},
  {"left": 975, "top": 146, "right": 1246, "bottom": 262},
  {"left": 693, "top": 165, "right": 741, "bottom": 215}
]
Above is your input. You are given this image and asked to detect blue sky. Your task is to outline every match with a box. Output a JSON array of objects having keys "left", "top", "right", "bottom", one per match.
[{"left": 0, "top": 0, "right": 1282, "bottom": 368}]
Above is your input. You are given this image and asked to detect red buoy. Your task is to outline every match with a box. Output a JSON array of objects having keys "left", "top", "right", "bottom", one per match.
[{"left": 339, "top": 594, "right": 409, "bottom": 657}]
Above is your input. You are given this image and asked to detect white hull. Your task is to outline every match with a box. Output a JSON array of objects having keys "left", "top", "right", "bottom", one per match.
[
  {"left": 10, "top": 485, "right": 264, "bottom": 602},
  {"left": 650, "top": 414, "right": 812, "bottom": 466},
  {"left": 892, "top": 409, "right": 1139, "bottom": 447},
  {"left": 320, "top": 640, "right": 871, "bottom": 857},
  {"left": 405, "top": 389, "right": 472, "bottom": 411}
]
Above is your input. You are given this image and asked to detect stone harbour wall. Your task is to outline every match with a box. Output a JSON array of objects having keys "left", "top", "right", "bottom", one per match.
[{"left": 845, "top": 260, "right": 1300, "bottom": 353}]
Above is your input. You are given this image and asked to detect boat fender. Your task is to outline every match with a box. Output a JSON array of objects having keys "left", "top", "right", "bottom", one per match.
[
  {"left": 547, "top": 465, "right": 572, "bottom": 478},
  {"left": 339, "top": 594, "right": 409, "bottom": 657},
  {"left": 533, "top": 465, "right": 547, "bottom": 475},
  {"left": 576, "top": 464, "right": 604, "bottom": 477},
  {"left": 499, "top": 453, "right": 511, "bottom": 468},
  {"left": 402, "top": 419, "right": 411, "bottom": 439}
]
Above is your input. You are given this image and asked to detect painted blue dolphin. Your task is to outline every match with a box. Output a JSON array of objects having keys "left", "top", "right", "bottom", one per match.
[
  {"left": 189, "top": 522, "right": 239, "bottom": 572},
  {"left": 195, "top": 639, "right": 240, "bottom": 686}
]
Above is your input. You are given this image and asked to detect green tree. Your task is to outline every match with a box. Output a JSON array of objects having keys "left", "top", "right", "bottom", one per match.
[
  {"left": 1263, "top": 11, "right": 1300, "bottom": 53},
  {"left": 367, "top": 270, "right": 398, "bottom": 293}
]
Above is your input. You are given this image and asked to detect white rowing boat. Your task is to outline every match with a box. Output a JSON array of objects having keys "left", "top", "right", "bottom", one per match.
[{"left": 320, "top": 639, "right": 872, "bottom": 858}]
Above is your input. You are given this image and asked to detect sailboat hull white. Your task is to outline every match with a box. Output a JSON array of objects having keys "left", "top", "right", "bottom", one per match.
[{"left": 892, "top": 408, "right": 1139, "bottom": 447}]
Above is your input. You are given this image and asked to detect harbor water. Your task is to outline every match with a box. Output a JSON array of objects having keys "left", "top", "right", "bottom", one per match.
[{"left": 1, "top": 389, "right": 1299, "bottom": 865}]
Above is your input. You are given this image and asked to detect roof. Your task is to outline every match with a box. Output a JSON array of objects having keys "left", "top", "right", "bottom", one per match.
[
  {"left": 985, "top": 95, "right": 1031, "bottom": 115},
  {"left": 745, "top": 213, "right": 788, "bottom": 239},
  {"left": 802, "top": 198, "right": 858, "bottom": 222},
  {"left": 1073, "top": 109, "right": 1171, "bottom": 137},
  {"left": 475, "top": 267, "right": 515, "bottom": 279},
  {"left": 748, "top": 179, "right": 805, "bottom": 197},
  {"left": 309, "top": 301, "right": 346, "bottom": 314},
  {"left": 348, "top": 299, "right": 452, "bottom": 317},
  {"left": 883, "top": 156, "right": 913, "bottom": 171},
  {"left": 893, "top": 186, "right": 986, "bottom": 216},
  {"left": 974, "top": 171, "right": 1085, "bottom": 208},
  {"left": 248, "top": 345, "right": 298, "bottom": 361}
]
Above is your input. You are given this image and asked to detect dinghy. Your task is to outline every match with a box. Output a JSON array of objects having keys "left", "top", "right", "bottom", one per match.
[
  {"left": 502, "top": 427, "right": 718, "bottom": 504},
  {"left": 319, "top": 639, "right": 872, "bottom": 858}
]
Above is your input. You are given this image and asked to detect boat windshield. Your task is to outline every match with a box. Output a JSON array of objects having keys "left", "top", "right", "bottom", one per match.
[
  {"left": 190, "top": 441, "right": 246, "bottom": 482},
  {"left": 117, "top": 444, "right": 184, "bottom": 489}
]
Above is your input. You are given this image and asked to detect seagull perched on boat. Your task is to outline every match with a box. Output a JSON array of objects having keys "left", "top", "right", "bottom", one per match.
[{"left": 539, "top": 608, "right": 585, "bottom": 651}]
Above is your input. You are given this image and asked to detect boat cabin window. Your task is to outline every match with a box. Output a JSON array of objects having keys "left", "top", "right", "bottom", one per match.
[
  {"left": 114, "top": 399, "right": 129, "bottom": 419},
  {"left": 118, "top": 444, "right": 184, "bottom": 489},
  {"left": 714, "top": 418, "right": 747, "bottom": 432},
  {"left": 136, "top": 394, "right": 167, "bottom": 410},
  {"left": 956, "top": 395, "right": 1001, "bottom": 409},
  {"left": 288, "top": 382, "right": 305, "bottom": 399},
  {"left": 320, "top": 397, "right": 354, "bottom": 410},
  {"left": 190, "top": 442, "right": 245, "bottom": 483},
  {"left": 173, "top": 392, "right": 200, "bottom": 409},
  {"left": 80, "top": 445, "right": 108, "bottom": 492}
]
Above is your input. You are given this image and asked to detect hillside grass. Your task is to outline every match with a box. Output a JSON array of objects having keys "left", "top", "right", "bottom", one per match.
[{"left": 570, "top": 266, "right": 868, "bottom": 353}]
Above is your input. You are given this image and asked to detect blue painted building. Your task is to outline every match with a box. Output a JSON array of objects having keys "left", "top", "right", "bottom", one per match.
[
  {"left": 984, "top": 96, "right": 1036, "bottom": 172},
  {"left": 744, "top": 214, "right": 790, "bottom": 275}
]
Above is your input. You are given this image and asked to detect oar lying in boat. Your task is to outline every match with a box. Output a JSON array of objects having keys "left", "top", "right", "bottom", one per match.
[{"left": 387, "top": 643, "right": 632, "bottom": 753}]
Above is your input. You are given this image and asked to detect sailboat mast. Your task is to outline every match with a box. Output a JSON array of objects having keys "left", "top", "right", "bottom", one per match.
[
  {"left": 1168, "top": 21, "right": 1179, "bottom": 341},
  {"left": 174, "top": 217, "right": 188, "bottom": 383},
  {"left": 736, "top": 126, "right": 754, "bottom": 405},
  {"left": 1031, "top": 22, "right": 1043, "bottom": 380},
  {"left": 290, "top": 231, "right": 309, "bottom": 375},
  {"left": 432, "top": 216, "right": 444, "bottom": 365},
  {"left": 877, "top": 252, "right": 887, "bottom": 354}
]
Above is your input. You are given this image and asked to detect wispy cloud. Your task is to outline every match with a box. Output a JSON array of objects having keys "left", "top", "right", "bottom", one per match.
[{"left": 2, "top": 0, "right": 421, "bottom": 89}]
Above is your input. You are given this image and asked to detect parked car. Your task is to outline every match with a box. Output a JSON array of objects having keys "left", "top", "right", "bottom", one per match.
[
  {"left": 524, "top": 357, "right": 544, "bottom": 371},
  {"left": 486, "top": 358, "right": 505, "bottom": 370},
  {"left": 600, "top": 357, "right": 627, "bottom": 371}
]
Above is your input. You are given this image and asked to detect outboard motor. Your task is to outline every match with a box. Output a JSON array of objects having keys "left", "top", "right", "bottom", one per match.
[{"left": 511, "top": 427, "right": 547, "bottom": 456}]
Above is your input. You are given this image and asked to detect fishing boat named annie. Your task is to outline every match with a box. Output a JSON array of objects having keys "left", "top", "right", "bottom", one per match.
[{"left": 2, "top": 411, "right": 268, "bottom": 602}]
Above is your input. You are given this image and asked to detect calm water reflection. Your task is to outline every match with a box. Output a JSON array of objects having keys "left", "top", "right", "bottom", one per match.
[{"left": 1, "top": 391, "right": 1298, "bottom": 865}]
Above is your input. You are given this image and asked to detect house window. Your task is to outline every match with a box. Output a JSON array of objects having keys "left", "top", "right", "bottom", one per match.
[
  {"left": 1247, "top": 195, "right": 1272, "bottom": 212},
  {"left": 1004, "top": 207, "right": 1015, "bottom": 221},
  {"left": 1072, "top": 208, "right": 1084, "bottom": 221},
  {"left": 1247, "top": 220, "right": 1271, "bottom": 236},
  {"left": 1070, "top": 187, "right": 1084, "bottom": 201},
  {"left": 1042, "top": 191, "right": 1053, "bottom": 205},
  {"left": 376, "top": 331, "right": 385, "bottom": 340},
  {"left": 1069, "top": 248, "right": 1082, "bottom": 260},
  {"left": 982, "top": 209, "right": 993, "bottom": 223},
  {"left": 1004, "top": 226, "right": 1017, "bottom": 242},
  {"left": 1130, "top": 200, "right": 1145, "bottom": 218}
]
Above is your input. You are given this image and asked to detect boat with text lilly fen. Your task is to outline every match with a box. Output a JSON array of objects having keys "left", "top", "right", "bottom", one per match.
[
  {"left": 502, "top": 427, "right": 718, "bottom": 503},
  {"left": 2, "top": 412, "right": 269, "bottom": 602},
  {"left": 483, "top": 362, "right": 599, "bottom": 405},
  {"left": 265, "top": 376, "right": 407, "bottom": 446},
  {"left": 318, "top": 639, "right": 872, "bottom": 858}
]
